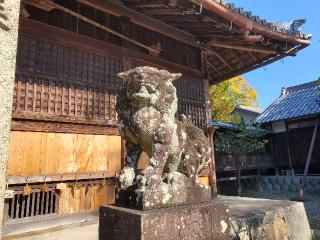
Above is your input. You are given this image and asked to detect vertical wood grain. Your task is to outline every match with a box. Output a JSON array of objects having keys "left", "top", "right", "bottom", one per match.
[
  {"left": 77, "top": 134, "right": 94, "bottom": 172},
  {"left": 7, "top": 131, "right": 24, "bottom": 176},
  {"left": 40, "top": 133, "right": 60, "bottom": 174},
  {"left": 21, "top": 132, "right": 41, "bottom": 175},
  {"left": 58, "top": 133, "right": 78, "bottom": 173},
  {"left": 93, "top": 135, "right": 109, "bottom": 172},
  {"left": 107, "top": 136, "right": 121, "bottom": 173}
]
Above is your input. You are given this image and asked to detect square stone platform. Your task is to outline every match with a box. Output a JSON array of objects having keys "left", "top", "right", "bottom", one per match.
[
  {"left": 99, "top": 200, "right": 230, "bottom": 240},
  {"left": 99, "top": 196, "right": 313, "bottom": 240}
]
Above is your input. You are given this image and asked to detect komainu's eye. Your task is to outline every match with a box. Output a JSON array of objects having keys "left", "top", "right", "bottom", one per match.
[{"left": 144, "top": 85, "right": 156, "bottom": 94}]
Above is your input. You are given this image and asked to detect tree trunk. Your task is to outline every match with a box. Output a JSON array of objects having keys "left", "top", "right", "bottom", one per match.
[{"left": 235, "top": 154, "right": 243, "bottom": 196}]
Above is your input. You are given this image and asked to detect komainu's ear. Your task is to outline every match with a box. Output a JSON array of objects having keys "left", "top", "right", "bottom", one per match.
[
  {"left": 169, "top": 73, "right": 182, "bottom": 82},
  {"left": 117, "top": 72, "right": 128, "bottom": 81}
]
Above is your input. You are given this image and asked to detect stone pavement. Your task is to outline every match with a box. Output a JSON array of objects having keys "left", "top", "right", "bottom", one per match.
[{"left": 17, "top": 224, "right": 98, "bottom": 240}]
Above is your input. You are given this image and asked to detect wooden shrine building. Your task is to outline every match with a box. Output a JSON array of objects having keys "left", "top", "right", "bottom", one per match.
[
  {"left": 0, "top": 0, "right": 311, "bottom": 236},
  {"left": 255, "top": 80, "right": 320, "bottom": 174}
]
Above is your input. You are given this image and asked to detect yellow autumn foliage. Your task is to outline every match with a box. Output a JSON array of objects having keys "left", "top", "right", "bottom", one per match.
[{"left": 209, "top": 76, "right": 259, "bottom": 123}]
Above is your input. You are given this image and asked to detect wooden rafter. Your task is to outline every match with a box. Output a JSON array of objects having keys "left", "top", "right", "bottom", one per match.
[
  {"left": 143, "top": 8, "right": 183, "bottom": 15},
  {"left": 78, "top": 0, "right": 198, "bottom": 47},
  {"left": 208, "top": 42, "right": 279, "bottom": 55},
  {"left": 38, "top": 0, "right": 161, "bottom": 54},
  {"left": 21, "top": 19, "right": 204, "bottom": 79},
  {"left": 226, "top": 49, "right": 246, "bottom": 68},
  {"left": 156, "top": 15, "right": 199, "bottom": 22},
  {"left": 126, "top": 1, "right": 166, "bottom": 8},
  {"left": 202, "top": 48, "right": 233, "bottom": 71},
  {"left": 249, "top": 52, "right": 259, "bottom": 61},
  {"left": 202, "top": 52, "right": 222, "bottom": 76},
  {"left": 211, "top": 45, "right": 306, "bottom": 84}
]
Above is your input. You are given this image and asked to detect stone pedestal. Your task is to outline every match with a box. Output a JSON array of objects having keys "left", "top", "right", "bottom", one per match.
[
  {"left": 99, "top": 200, "right": 230, "bottom": 240},
  {"left": 115, "top": 184, "right": 211, "bottom": 210}
]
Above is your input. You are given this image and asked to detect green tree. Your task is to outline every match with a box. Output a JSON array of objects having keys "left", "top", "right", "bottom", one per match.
[
  {"left": 209, "top": 76, "right": 259, "bottom": 122},
  {"left": 217, "top": 122, "right": 268, "bottom": 196}
]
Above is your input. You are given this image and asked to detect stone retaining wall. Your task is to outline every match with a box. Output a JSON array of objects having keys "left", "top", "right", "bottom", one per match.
[{"left": 242, "top": 176, "right": 320, "bottom": 193}]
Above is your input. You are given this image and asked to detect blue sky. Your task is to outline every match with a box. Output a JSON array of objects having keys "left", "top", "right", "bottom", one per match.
[{"left": 230, "top": 0, "right": 320, "bottom": 109}]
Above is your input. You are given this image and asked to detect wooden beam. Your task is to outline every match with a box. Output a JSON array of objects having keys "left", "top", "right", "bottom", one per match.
[
  {"left": 217, "top": 175, "right": 258, "bottom": 182},
  {"left": 208, "top": 42, "right": 279, "bottom": 55},
  {"left": 11, "top": 120, "right": 120, "bottom": 135},
  {"left": 23, "top": 0, "right": 55, "bottom": 11},
  {"left": 300, "top": 117, "right": 319, "bottom": 199},
  {"left": 40, "top": 0, "right": 160, "bottom": 54},
  {"left": 78, "top": 0, "right": 198, "bottom": 47},
  {"left": 6, "top": 172, "right": 116, "bottom": 185},
  {"left": 13, "top": 111, "right": 117, "bottom": 126}
]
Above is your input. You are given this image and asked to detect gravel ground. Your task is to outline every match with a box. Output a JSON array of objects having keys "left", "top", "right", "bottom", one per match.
[{"left": 243, "top": 190, "right": 320, "bottom": 239}]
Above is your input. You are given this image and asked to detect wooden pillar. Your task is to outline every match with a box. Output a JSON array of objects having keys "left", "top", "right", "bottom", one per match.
[
  {"left": 204, "top": 78, "right": 217, "bottom": 197},
  {"left": 285, "top": 121, "right": 294, "bottom": 171},
  {"left": 208, "top": 127, "right": 218, "bottom": 197},
  {"left": 0, "top": 0, "right": 21, "bottom": 237},
  {"left": 300, "top": 117, "right": 319, "bottom": 199}
]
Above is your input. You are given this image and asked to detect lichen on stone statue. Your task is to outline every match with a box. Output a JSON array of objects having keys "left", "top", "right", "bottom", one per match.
[{"left": 116, "top": 66, "right": 212, "bottom": 210}]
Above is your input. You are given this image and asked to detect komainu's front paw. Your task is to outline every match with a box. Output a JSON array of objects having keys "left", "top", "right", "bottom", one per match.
[
  {"left": 141, "top": 166, "right": 162, "bottom": 188},
  {"left": 136, "top": 175, "right": 147, "bottom": 189},
  {"left": 118, "top": 167, "right": 135, "bottom": 189}
]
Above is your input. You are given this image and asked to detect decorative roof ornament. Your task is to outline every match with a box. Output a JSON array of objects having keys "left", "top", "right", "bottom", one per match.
[
  {"left": 281, "top": 87, "right": 287, "bottom": 96},
  {"left": 273, "top": 19, "right": 312, "bottom": 39},
  {"left": 221, "top": 1, "right": 312, "bottom": 40}
]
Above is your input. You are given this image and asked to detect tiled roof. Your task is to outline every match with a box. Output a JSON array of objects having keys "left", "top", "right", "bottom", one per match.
[
  {"left": 255, "top": 81, "right": 320, "bottom": 124},
  {"left": 221, "top": 1, "right": 311, "bottom": 40},
  {"left": 236, "top": 105, "right": 263, "bottom": 114},
  {"left": 209, "top": 121, "right": 234, "bottom": 129}
]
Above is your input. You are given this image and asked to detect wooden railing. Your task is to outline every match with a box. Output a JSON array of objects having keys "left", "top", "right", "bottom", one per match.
[{"left": 215, "top": 153, "right": 274, "bottom": 171}]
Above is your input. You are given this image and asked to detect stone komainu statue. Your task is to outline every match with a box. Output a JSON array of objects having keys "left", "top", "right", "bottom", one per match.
[{"left": 116, "top": 66, "right": 211, "bottom": 193}]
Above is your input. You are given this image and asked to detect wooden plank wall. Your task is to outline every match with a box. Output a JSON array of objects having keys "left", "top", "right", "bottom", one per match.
[
  {"left": 7, "top": 131, "right": 121, "bottom": 176},
  {"left": 57, "top": 184, "right": 117, "bottom": 214},
  {"left": 272, "top": 125, "right": 320, "bottom": 173},
  {"left": 7, "top": 131, "right": 121, "bottom": 214}
]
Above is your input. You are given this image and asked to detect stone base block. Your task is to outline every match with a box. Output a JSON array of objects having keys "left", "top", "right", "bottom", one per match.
[
  {"left": 99, "top": 200, "right": 230, "bottom": 240},
  {"left": 115, "top": 184, "right": 211, "bottom": 210}
]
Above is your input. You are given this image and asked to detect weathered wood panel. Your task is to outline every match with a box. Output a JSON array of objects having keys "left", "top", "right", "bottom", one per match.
[
  {"left": 7, "top": 131, "right": 122, "bottom": 176},
  {"left": 57, "top": 183, "right": 117, "bottom": 215}
]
